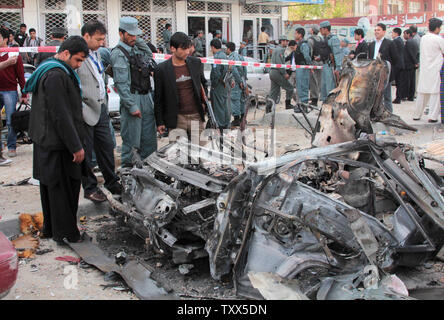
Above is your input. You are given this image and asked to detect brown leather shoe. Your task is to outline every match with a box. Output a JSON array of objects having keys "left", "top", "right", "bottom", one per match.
[{"left": 84, "top": 190, "right": 106, "bottom": 203}]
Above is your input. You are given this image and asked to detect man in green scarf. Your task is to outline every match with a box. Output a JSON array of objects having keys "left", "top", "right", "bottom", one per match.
[{"left": 26, "top": 36, "right": 89, "bottom": 244}]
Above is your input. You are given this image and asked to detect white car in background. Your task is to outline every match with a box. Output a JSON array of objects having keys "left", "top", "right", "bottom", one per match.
[{"left": 202, "top": 56, "right": 271, "bottom": 97}]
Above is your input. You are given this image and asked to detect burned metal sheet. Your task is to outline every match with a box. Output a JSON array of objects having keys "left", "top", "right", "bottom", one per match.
[
  {"left": 67, "top": 233, "right": 172, "bottom": 300},
  {"left": 313, "top": 57, "right": 416, "bottom": 148}
]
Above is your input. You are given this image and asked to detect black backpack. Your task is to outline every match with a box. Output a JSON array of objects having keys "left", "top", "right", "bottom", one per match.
[
  {"left": 115, "top": 45, "right": 157, "bottom": 95},
  {"left": 312, "top": 36, "right": 332, "bottom": 62},
  {"left": 293, "top": 40, "right": 308, "bottom": 65}
]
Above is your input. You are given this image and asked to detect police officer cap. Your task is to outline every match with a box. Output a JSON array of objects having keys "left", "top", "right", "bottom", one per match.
[
  {"left": 197, "top": 30, "right": 204, "bottom": 34},
  {"left": 310, "top": 24, "right": 320, "bottom": 33},
  {"left": 240, "top": 41, "right": 246, "bottom": 45},
  {"left": 2, "top": 22, "right": 11, "bottom": 29},
  {"left": 119, "top": 16, "right": 142, "bottom": 36},
  {"left": 51, "top": 27, "right": 67, "bottom": 36},
  {"left": 320, "top": 21, "right": 331, "bottom": 28},
  {"left": 278, "top": 35, "right": 288, "bottom": 41},
  {"left": 215, "top": 30, "right": 222, "bottom": 35}
]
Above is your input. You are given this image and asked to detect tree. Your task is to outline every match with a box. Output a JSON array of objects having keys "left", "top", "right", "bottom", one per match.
[{"left": 288, "top": 0, "right": 352, "bottom": 21}]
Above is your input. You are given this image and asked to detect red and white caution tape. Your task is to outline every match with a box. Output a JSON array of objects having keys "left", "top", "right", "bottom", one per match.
[
  {"left": 153, "top": 53, "right": 323, "bottom": 70},
  {"left": 0, "top": 46, "right": 323, "bottom": 70},
  {"left": 0, "top": 46, "right": 60, "bottom": 53}
]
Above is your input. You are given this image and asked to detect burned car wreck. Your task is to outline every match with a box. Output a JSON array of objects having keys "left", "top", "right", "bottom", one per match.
[{"left": 103, "top": 57, "right": 444, "bottom": 300}]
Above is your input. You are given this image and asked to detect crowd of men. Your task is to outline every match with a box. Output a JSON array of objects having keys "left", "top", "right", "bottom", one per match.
[
  {"left": 0, "top": 16, "right": 443, "bottom": 243},
  {"left": 266, "top": 20, "right": 444, "bottom": 123}
]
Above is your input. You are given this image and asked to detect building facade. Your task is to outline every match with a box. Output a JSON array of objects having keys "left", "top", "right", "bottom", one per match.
[
  {"left": 0, "top": 0, "right": 289, "bottom": 56},
  {"left": 352, "top": 0, "right": 440, "bottom": 16}
]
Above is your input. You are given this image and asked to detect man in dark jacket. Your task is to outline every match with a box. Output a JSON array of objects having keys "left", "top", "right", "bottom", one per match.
[
  {"left": 14, "top": 23, "right": 27, "bottom": 47},
  {"left": 26, "top": 36, "right": 89, "bottom": 244},
  {"left": 154, "top": 32, "right": 207, "bottom": 144},
  {"left": 368, "top": 23, "right": 398, "bottom": 112},
  {"left": 403, "top": 29, "right": 419, "bottom": 101},
  {"left": 349, "top": 28, "right": 368, "bottom": 59},
  {"left": 391, "top": 28, "right": 406, "bottom": 104}
]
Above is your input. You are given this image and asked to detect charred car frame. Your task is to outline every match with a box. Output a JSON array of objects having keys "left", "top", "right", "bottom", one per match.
[{"left": 102, "top": 57, "right": 444, "bottom": 299}]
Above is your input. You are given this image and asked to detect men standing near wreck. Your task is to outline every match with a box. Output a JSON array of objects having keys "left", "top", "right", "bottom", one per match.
[
  {"left": 293, "top": 28, "right": 312, "bottom": 105},
  {"left": 368, "top": 23, "right": 398, "bottom": 112},
  {"left": 154, "top": 32, "right": 207, "bottom": 142},
  {"left": 318, "top": 21, "right": 341, "bottom": 103},
  {"left": 110, "top": 17, "right": 157, "bottom": 167},
  {"left": 209, "top": 38, "right": 229, "bottom": 129},
  {"left": 26, "top": 36, "right": 89, "bottom": 243},
  {"left": 413, "top": 18, "right": 444, "bottom": 123},
  {"left": 78, "top": 20, "right": 122, "bottom": 203},
  {"left": 268, "top": 35, "right": 295, "bottom": 111},
  {"left": 226, "top": 42, "right": 245, "bottom": 127}
]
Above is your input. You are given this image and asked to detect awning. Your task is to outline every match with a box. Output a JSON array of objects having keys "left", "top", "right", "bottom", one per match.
[{"left": 245, "top": 0, "right": 324, "bottom": 5}]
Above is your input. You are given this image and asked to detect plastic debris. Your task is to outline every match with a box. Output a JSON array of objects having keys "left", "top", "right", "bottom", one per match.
[
  {"left": 178, "top": 264, "right": 194, "bottom": 275},
  {"left": 55, "top": 256, "right": 81, "bottom": 263}
]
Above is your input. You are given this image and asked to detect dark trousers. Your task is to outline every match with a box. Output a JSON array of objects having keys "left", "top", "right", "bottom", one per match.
[
  {"left": 383, "top": 80, "right": 393, "bottom": 112},
  {"left": 81, "top": 104, "right": 118, "bottom": 195},
  {"left": 258, "top": 43, "right": 267, "bottom": 62},
  {"left": 33, "top": 145, "right": 82, "bottom": 242},
  {"left": 40, "top": 178, "right": 81, "bottom": 242},
  {"left": 404, "top": 68, "right": 416, "bottom": 100},
  {"left": 394, "top": 68, "right": 405, "bottom": 101}
]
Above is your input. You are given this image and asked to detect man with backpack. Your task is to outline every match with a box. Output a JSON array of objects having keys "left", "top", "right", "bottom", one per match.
[
  {"left": 318, "top": 21, "right": 341, "bottom": 102},
  {"left": 226, "top": 42, "right": 246, "bottom": 127},
  {"left": 209, "top": 38, "right": 230, "bottom": 129},
  {"left": 110, "top": 17, "right": 157, "bottom": 167},
  {"left": 288, "top": 28, "right": 311, "bottom": 104},
  {"left": 268, "top": 35, "right": 295, "bottom": 111},
  {"left": 307, "top": 24, "right": 323, "bottom": 106}
]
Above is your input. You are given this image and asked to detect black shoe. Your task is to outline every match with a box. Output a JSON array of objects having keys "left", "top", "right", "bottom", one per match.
[
  {"left": 311, "top": 98, "right": 318, "bottom": 106},
  {"left": 407, "top": 98, "right": 414, "bottom": 101},
  {"left": 231, "top": 116, "right": 241, "bottom": 127},
  {"left": 285, "top": 100, "right": 295, "bottom": 110},
  {"left": 266, "top": 101, "right": 273, "bottom": 113},
  {"left": 84, "top": 190, "right": 107, "bottom": 203},
  {"left": 108, "top": 182, "right": 123, "bottom": 195},
  {"left": 392, "top": 99, "right": 401, "bottom": 104},
  {"left": 161, "top": 128, "right": 169, "bottom": 138}
]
